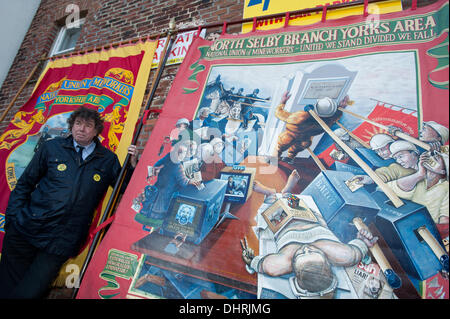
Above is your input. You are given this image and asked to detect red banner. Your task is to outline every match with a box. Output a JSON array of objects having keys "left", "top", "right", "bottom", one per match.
[
  {"left": 355, "top": 102, "right": 419, "bottom": 140},
  {"left": 0, "top": 41, "right": 156, "bottom": 258},
  {"left": 78, "top": 1, "right": 448, "bottom": 300}
]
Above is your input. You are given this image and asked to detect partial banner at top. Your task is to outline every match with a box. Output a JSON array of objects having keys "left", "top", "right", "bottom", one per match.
[
  {"left": 151, "top": 29, "right": 206, "bottom": 68},
  {"left": 242, "top": 0, "right": 403, "bottom": 33}
]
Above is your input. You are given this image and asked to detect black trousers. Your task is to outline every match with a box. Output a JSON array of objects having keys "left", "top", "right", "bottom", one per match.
[{"left": 0, "top": 223, "right": 68, "bottom": 299}]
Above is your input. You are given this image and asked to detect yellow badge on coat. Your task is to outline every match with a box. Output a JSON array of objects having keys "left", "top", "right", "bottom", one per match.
[
  {"left": 93, "top": 174, "right": 101, "bottom": 182},
  {"left": 57, "top": 164, "right": 67, "bottom": 171}
]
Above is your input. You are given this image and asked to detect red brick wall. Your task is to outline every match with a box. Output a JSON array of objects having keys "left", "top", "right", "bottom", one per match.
[
  {"left": 0, "top": 0, "right": 100, "bottom": 131},
  {"left": 0, "top": 0, "right": 246, "bottom": 149},
  {"left": 0, "top": 0, "right": 438, "bottom": 150}
]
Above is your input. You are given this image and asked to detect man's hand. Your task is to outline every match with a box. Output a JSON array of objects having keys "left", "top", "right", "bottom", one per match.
[
  {"left": 280, "top": 91, "right": 291, "bottom": 105},
  {"left": 188, "top": 179, "right": 201, "bottom": 187},
  {"left": 240, "top": 237, "right": 255, "bottom": 266},
  {"left": 338, "top": 95, "right": 354, "bottom": 108},
  {"left": 152, "top": 165, "right": 164, "bottom": 177},
  {"left": 357, "top": 228, "right": 378, "bottom": 248},
  {"left": 353, "top": 175, "right": 374, "bottom": 185},
  {"left": 387, "top": 125, "right": 404, "bottom": 137},
  {"left": 421, "top": 151, "right": 446, "bottom": 176},
  {"left": 128, "top": 145, "right": 139, "bottom": 168},
  {"left": 427, "top": 141, "right": 442, "bottom": 152}
]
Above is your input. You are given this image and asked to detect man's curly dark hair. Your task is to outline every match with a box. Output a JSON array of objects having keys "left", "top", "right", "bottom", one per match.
[{"left": 67, "top": 106, "right": 104, "bottom": 136}]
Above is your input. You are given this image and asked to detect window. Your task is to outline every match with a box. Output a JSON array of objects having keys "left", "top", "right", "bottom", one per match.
[{"left": 49, "top": 18, "right": 85, "bottom": 56}]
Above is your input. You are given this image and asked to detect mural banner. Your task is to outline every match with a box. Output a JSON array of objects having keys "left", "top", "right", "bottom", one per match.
[
  {"left": 78, "top": 1, "right": 448, "bottom": 300},
  {"left": 0, "top": 40, "right": 157, "bottom": 281}
]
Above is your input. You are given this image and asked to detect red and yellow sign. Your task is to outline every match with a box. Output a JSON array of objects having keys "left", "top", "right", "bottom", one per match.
[
  {"left": 0, "top": 41, "right": 157, "bottom": 268},
  {"left": 242, "top": 0, "right": 403, "bottom": 33}
]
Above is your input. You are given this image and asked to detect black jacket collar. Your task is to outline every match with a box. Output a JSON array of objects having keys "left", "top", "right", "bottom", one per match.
[{"left": 62, "top": 135, "right": 107, "bottom": 158}]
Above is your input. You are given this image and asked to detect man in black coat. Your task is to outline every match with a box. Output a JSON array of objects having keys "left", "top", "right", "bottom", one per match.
[{"left": 0, "top": 106, "right": 138, "bottom": 298}]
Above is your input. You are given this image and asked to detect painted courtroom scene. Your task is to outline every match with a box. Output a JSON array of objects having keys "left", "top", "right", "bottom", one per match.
[{"left": 0, "top": 0, "right": 447, "bottom": 302}]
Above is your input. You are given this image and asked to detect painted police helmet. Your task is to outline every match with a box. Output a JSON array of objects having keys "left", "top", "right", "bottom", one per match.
[{"left": 314, "top": 97, "right": 337, "bottom": 118}]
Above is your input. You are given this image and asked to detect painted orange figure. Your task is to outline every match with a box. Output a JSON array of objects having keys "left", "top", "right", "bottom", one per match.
[{"left": 273, "top": 91, "right": 345, "bottom": 162}]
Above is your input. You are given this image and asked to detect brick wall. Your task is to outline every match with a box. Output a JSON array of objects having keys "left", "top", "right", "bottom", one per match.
[
  {"left": 0, "top": 0, "right": 246, "bottom": 147},
  {"left": 0, "top": 0, "right": 439, "bottom": 150},
  {"left": 0, "top": 0, "right": 100, "bottom": 131}
]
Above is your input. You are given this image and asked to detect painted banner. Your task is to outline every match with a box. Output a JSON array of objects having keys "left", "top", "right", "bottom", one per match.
[
  {"left": 78, "top": 1, "right": 448, "bottom": 300},
  {"left": 0, "top": 40, "right": 157, "bottom": 283},
  {"left": 242, "top": 0, "right": 403, "bottom": 33}
]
